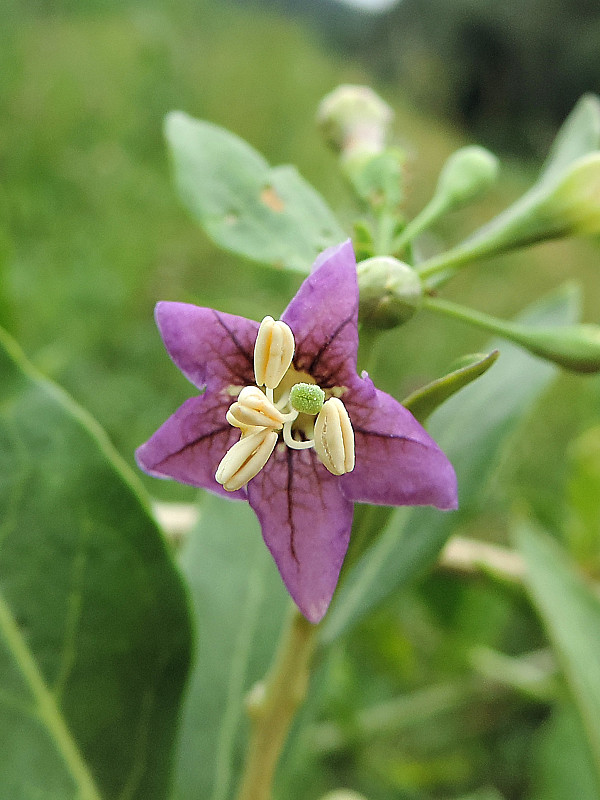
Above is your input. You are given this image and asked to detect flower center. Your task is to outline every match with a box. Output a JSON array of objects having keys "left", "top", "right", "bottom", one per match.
[
  {"left": 289, "top": 382, "right": 325, "bottom": 415},
  {"left": 215, "top": 316, "right": 355, "bottom": 491}
]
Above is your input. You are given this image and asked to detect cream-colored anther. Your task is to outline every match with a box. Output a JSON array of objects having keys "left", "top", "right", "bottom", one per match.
[
  {"left": 314, "top": 398, "right": 355, "bottom": 475},
  {"left": 215, "top": 428, "right": 278, "bottom": 492},
  {"left": 226, "top": 386, "right": 286, "bottom": 430},
  {"left": 254, "top": 316, "right": 295, "bottom": 389}
]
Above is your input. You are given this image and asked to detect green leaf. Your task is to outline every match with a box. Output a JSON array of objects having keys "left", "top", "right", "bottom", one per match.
[
  {"left": 165, "top": 112, "right": 346, "bottom": 272},
  {"left": 527, "top": 700, "right": 600, "bottom": 800},
  {"left": 516, "top": 522, "right": 600, "bottom": 786},
  {"left": 321, "top": 286, "right": 579, "bottom": 642},
  {"left": 539, "top": 93, "right": 600, "bottom": 185},
  {"left": 0, "top": 329, "right": 192, "bottom": 799},
  {"left": 401, "top": 350, "right": 499, "bottom": 424},
  {"left": 172, "top": 493, "right": 288, "bottom": 800},
  {"left": 566, "top": 425, "right": 600, "bottom": 570}
]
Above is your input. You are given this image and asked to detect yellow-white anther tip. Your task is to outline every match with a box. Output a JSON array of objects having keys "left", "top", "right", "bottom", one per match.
[
  {"left": 254, "top": 316, "right": 295, "bottom": 389},
  {"left": 226, "top": 386, "right": 286, "bottom": 430},
  {"left": 215, "top": 428, "right": 278, "bottom": 492},
  {"left": 314, "top": 397, "right": 355, "bottom": 476}
]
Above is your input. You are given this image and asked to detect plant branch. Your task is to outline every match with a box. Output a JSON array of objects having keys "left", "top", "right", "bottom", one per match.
[{"left": 235, "top": 605, "right": 318, "bottom": 800}]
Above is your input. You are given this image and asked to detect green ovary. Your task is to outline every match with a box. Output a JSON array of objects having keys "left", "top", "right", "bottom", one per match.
[{"left": 289, "top": 382, "right": 325, "bottom": 415}]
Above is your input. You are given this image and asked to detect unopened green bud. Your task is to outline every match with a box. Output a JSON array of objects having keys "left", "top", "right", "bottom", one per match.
[
  {"left": 317, "top": 85, "right": 393, "bottom": 160},
  {"left": 357, "top": 256, "right": 423, "bottom": 329},
  {"left": 435, "top": 145, "right": 499, "bottom": 210},
  {"left": 507, "top": 322, "right": 600, "bottom": 373},
  {"left": 542, "top": 152, "right": 600, "bottom": 235}
]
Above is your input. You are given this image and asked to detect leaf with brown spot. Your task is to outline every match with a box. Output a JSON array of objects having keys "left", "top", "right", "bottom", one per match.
[
  {"left": 260, "top": 185, "right": 285, "bottom": 213},
  {"left": 166, "top": 112, "right": 345, "bottom": 272}
]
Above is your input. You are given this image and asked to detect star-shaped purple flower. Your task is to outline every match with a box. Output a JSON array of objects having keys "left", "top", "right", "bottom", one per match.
[{"left": 136, "top": 241, "right": 457, "bottom": 623}]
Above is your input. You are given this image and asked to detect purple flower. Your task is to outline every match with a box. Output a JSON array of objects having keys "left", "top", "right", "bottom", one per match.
[{"left": 136, "top": 241, "right": 457, "bottom": 623}]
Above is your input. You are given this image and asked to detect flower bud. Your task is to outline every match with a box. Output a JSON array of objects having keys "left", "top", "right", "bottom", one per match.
[
  {"left": 420, "top": 150, "right": 600, "bottom": 282},
  {"left": 542, "top": 152, "right": 600, "bottom": 235},
  {"left": 317, "top": 85, "right": 393, "bottom": 160},
  {"left": 226, "top": 386, "right": 286, "bottom": 430},
  {"left": 435, "top": 145, "right": 499, "bottom": 210},
  {"left": 254, "top": 316, "right": 295, "bottom": 389},
  {"left": 357, "top": 256, "right": 423, "bottom": 329},
  {"left": 215, "top": 428, "right": 278, "bottom": 492},
  {"left": 506, "top": 321, "right": 600, "bottom": 373},
  {"left": 314, "top": 398, "right": 355, "bottom": 476}
]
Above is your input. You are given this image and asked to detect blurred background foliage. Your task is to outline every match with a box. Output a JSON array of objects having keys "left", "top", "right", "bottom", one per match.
[{"left": 2, "top": 0, "right": 600, "bottom": 797}]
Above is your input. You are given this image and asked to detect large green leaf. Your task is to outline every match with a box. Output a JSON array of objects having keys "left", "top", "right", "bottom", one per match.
[
  {"left": 516, "top": 522, "right": 600, "bottom": 787},
  {"left": 321, "top": 286, "right": 579, "bottom": 642},
  {"left": 172, "top": 493, "right": 289, "bottom": 800},
  {"left": 165, "top": 112, "right": 346, "bottom": 272},
  {"left": 0, "top": 329, "right": 192, "bottom": 800}
]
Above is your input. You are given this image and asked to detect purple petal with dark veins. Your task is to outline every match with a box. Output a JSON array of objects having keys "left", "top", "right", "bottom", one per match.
[
  {"left": 341, "top": 376, "right": 458, "bottom": 510},
  {"left": 247, "top": 445, "right": 354, "bottom": 624},
  {"left": 155, "top": 302, "right": 259, "bottom": 391},
  {"left": 135, "top": 393, "right": 246, "bottom": 499},
  {"left": 281, "top": 240, "right": 359, "bottom": 389}
]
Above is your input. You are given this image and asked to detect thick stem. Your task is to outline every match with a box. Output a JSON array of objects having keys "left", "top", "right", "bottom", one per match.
[{"left": 235, "top": 606, "right": 318, "bottom": 800}]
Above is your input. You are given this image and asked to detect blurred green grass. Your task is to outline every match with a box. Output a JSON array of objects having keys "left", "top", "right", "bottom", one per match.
[{"left": 3, "top": 3, "right": 600, "bottom": 797}]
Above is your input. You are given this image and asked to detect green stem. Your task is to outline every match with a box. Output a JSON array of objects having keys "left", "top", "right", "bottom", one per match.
[
  {"left": 356, "top": 323, "right": 380, "bottom": 375},
  {"left": 415, "top": 189, "right": 564, "bottom": 284},
  {"left": 416, "top": 235, "right": 499, "bottom": 283},
  {"left": 391, "top": 194, "right": 448, "bottom": 253},
  {"left": 235, "top": 605, "right": 317, "bottom": 800},
  {"left": 374, "top": 208, "right": 399, "bottom": 256},
  {"left": 422, "top": 294, "right": 524, "bottom": 339}
]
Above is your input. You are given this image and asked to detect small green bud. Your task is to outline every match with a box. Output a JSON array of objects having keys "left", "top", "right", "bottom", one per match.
[
  {"left": 507, "top": 322, "right": 600, "bottom": 373},
  {"left": 357, "top": 256, "right": 423, "bottom": 329},
  {"left": 317, "top": 85, "right": 393, "bottom": 160},
  {"left": 435, "top": 145, "right": 499, "bottom": 210},
  {"left": 542, "top": 152, "right": 600, "bottom": 235},
  {"left": 290, "top": 382, "right": 325, "bottom": 415}
]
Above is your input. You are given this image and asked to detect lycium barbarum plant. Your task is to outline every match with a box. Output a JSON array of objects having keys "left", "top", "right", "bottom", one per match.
[{"left": 136, "top": 85, "right": 600, "bottom": 800}]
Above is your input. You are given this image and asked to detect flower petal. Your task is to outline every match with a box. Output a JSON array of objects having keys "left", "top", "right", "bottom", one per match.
[
  {"left": 341, "top": 377, "right": 458, "bottom": 510},
  {"left": 155, "top": 302, "right": 259, "bottom": 391},
  {"left": 247, "top": 446, "right": 354, "bottom": 623},
  {"left": 135, "top": 393, "right": 246, "bottom": 499},
  {"left": 281, "top": 240, "right": 359, "bottom": 389}
]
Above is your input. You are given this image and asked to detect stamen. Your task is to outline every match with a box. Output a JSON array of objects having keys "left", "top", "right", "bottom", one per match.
[
  {"left": 282, "top": 420, "right": 315, "bottom": 450},
  {"left": 314, "top": 398, "right": 355, "bottom": 475},
  {"left": 215, "top": 428, "right": 278, "bottom": 491},
  {"left": 226, "top": 386, "right": 287, "bottom": 430},
  {"left": 254, "top": 316, "right": 295, "bottom": 389}
]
